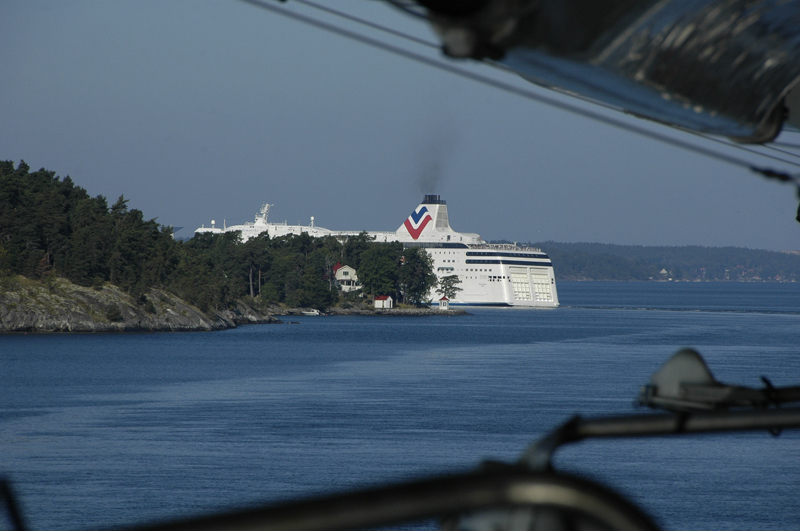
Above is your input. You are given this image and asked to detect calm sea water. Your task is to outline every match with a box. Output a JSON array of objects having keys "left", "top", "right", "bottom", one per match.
[{"left": 2, "top": 282, "right": 799, "bottom": 531}]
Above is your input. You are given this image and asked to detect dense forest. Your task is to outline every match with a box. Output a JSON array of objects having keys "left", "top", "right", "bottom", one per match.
[
  {"left": 520, "top": 241, "right": 800, "bottom": 281},
  {"left": 0, "top": 161, "right": 436, "bottom": 311}
]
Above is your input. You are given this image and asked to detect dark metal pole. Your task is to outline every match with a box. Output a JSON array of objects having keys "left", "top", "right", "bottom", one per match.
[
  {"left": 522, "top": 407, "right": 800, "bottom": 470},
  {"left": 576, "top": 407, "right": 800, "bottom": 438},
  {"left": 110, "top": 468, "right": 659, "bottom": 531},
  {"left": 0, "top": 480, "right": 27, "bottom": 531}
]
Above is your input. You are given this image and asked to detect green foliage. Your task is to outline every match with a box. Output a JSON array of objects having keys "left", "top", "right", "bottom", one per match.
[
  {"left": 168, "top": 226, "right": 402, "bottom": 311},
  {"left": 0, "top": 161, "right": 177, "bottom": 293},
  {"left": 0, "top": 160, "right": 436, "bottom": 312},
  {"left": 399, "top": 247, "right": 438, "bottom": 305},
  {"left": 436, "top": 274, "right": 463, "bottom": 299},
  {"left": 352, "top": 243, "right": 437, "bottom": 305},
  {"left": 136, "top": 293, "right": 157, "bottom": 314},
  {"left": 105, "top": 305, "right": 124, "bottom": 322},
  {"left": 341, "top": 232, "right": 373, "bottom": 270},
  {"left": 359, "top": 243, "right": 401, "bottom": 297},
  {"left": 0, "top": 274, "right": 21, "bottom": 293}
]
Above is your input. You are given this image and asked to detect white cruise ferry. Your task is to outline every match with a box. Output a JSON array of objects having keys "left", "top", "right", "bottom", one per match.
[{"left": 195, "top": 195, "right": 558, "bottom": 307}]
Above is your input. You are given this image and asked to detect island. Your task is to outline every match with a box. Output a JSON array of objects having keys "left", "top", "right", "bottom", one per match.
[{"left": 0, "top": 161, "right": 456, "bottom": 332}]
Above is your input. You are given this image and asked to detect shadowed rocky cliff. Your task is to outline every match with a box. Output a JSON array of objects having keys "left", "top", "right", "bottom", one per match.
[{"left": 0, "top": 276, "right": 280, "bottom": 333}]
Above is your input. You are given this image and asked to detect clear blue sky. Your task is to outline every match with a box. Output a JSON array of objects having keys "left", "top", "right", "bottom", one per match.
[{"left": 3, "top": 1, "right": 800, "bottom": 250}]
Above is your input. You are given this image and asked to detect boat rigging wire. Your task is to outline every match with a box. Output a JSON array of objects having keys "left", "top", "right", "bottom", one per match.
[
  {"left": 773, "top": 141, "right": 800, "bottom": 149},
  {"left": 382, "top": 0, "right": 428, "bottom": 19},
  {"left": 673, "top": 127, "right": 800, "bottom": 168},
  {"left": 236, "top": 0, "right": 800, "bottom": 189},
  {"left": 291, "top": 0, "right": 800, "bottom": 168},
  {"left": 762, "top": 143, "right": 800, "bottom": 162},
  {"left": 292, "top": 0, "right": 437, "bottom": 48}
]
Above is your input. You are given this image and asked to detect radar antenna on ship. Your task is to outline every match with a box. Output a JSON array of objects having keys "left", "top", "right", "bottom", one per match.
[{"left": 258, "top": 203, "right": 273, "bottom": 222}]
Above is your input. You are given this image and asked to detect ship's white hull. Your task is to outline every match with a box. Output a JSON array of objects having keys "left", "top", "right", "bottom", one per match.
[
  {"left": 196, "top": 196, "right": 559, "bottom": 308},
  {"left": 424, "top": 245, "right": 558, "bottom": 307}
]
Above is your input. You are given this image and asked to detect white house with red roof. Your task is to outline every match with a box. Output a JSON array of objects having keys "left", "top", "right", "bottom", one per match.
[{"left": 333, "top": 263, "right": 361, "bottom": 292}]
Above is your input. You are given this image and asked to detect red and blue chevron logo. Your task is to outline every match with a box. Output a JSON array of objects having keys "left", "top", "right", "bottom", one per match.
[{"left": 403, "top": 206, "right": 431, "bottom": 240}]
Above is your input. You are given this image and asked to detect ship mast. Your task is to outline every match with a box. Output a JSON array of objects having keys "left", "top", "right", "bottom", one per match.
[{"left": 258, "top": 203, "right": 273, "bottom": 223}]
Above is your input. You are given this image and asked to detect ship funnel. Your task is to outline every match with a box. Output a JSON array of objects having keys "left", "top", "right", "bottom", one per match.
[
  {"left": 422, "top": 195, "right": 446, "bottom": 205},
  {"left": 397, "top": 196, "right": 454, "bottom": 239}
]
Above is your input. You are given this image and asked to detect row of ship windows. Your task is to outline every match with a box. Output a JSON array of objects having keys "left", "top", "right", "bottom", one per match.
[
  {"left": 438, "top": 267, "right": 494, "bottom": 272},
  {"left": 438, "top": 258, "right": 548, "bottom": 265},
  {"left": 440, "top": 267, "right": 503, "bottom": 282},
  {"left": 461, "top": 276, "right": 513, "bottom": 281},
  {"left": 436, "top": 268, "right": 516, "bottom": 283},
  {"left": 433, "top": 252, "right": 548, "bottom": 262},
  {"left": 466, "top": 252, "right": 547, "bottom": 258},
  {"left": 438, "top": 259, "right": 551, "bottom": 269},
  {"left": 466, "top": 260, "right": 551, "bottom": 265}
]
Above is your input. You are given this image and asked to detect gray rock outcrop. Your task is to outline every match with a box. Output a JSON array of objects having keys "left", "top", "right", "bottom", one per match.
[{"left": 0, "top": 276, "right": 279, "bottom": 333}]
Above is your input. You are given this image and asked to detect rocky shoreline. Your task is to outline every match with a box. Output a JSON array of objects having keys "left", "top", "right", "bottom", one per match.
[
  {"left": 0, "top": 277, "right": 466, "bottom": 333},
  {"left": 0, "top": 277, "right": 280, "bottom": 333}
]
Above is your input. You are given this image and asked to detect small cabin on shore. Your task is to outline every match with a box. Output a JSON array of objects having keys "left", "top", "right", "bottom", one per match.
[
  {"left": 438, "top": 296, "right": 449, "bottom": 311},
  {"left": 374, "top": 295, "right": 393, "bottom": 309}
]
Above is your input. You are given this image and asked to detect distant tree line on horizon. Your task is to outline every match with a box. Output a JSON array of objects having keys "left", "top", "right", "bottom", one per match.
[
  {"left": 492, "top": 240, "right": 800, "bottom": 281},
  {"left": 0, "top": 161, "right": 436, "bottom": 311}
]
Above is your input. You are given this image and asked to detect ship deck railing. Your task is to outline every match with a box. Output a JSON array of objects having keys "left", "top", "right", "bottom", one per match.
[{"left": 469, "top": 243, "right": 543, "bottom": 252}]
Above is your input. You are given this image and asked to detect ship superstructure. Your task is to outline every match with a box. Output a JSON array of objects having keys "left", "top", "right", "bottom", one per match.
[{"left": 195, "top": 195, "right": 558, "bottom": 307}]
